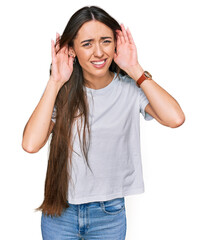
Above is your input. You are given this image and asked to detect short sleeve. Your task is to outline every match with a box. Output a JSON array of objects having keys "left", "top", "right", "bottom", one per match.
[
  {"left": 139, "top": 88, "right": 154, "bottom": 121},
  {"left": 51, "top": 105, "right": 57, "bottom": 123}
]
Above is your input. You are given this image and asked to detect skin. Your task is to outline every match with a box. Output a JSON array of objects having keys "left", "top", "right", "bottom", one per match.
[
  {"left": 50, "top": 20, "right": 185, "bottom": 128},
  {"left": 69, "top": 20, "right": 116, "bottom": 89},
  {"left": 22, "top": 19, "right": 185, "bottom": 153}
]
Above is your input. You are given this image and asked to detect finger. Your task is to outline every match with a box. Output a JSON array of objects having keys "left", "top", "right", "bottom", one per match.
[
  {"left": 51, "top": 39, "right": 56, "bottom": 61},
  {"left": 119, "top": 30, "right": 125, "bottom": 44},
  {"left": 120, "top": 24, "right": 128, "bottom": 43},
  {"left": 65, "top": 45, "right": 69, "bottom": 55},
  {"left": 51, "top": 39, "right": 53, "bottom": 58},
  {"left": 55, "top": 32, "right": 60, "bottom": 53},
  {"left": 68, "top": 55, "right": 74, "bottom": 68},
  {"left": 115, "top": 30, "right": 120, "bottom": 41},
  {"left": 127, "top": 27, "right": 135, "bottom": 45},
  {"left": 116, "top": 30, "right": 124, "bottom": 44},
  {"left": 60, "top": 44, "right": 66, "bottom": 54},
  {"left": 116, "top": 35, "right": 121, "bottom": 52},
  {"left": 114, "top": 52, "right": 118, "bottom": 60}
]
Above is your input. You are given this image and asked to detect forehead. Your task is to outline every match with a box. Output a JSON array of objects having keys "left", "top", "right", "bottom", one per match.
[{"left": 75, "top": 20, "right": 114, "bottom": 41}]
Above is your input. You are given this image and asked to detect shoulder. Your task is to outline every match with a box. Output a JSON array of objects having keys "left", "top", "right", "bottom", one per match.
[
  {"left": 116, "top": 73, "right": 139, "bottom": 92},
  {"left": 117, "top": 73, "right": 136, "bottom": 86}
]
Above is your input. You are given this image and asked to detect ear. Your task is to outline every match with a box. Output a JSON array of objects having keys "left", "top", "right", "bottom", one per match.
[
  {"left": 69, "top": 47, "right": 76, "bottom": 58},
  {"left": 114, "top": 40, "right": 117, "bottom": 53}
]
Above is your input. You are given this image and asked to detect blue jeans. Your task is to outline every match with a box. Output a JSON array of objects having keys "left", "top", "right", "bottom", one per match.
[{"left": 41, "top": 197, "right": 126, "bottom": 240}]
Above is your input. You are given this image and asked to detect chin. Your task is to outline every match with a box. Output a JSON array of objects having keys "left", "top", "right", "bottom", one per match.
[
  {"left": 83, "top": 67, "right": 110, "bottom": 79},
  {"left": 90, "top": 72, "right": 108, "bottom": 79}
]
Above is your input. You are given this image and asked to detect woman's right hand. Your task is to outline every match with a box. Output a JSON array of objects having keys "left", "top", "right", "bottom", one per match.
[{"left": 50, "top": 32, "right": 74, "bottom": 88}]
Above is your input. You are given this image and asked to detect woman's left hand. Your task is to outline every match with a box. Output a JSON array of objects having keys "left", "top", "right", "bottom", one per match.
[{"left": 114, "top": 24, "right": 143, "bottom": 79}]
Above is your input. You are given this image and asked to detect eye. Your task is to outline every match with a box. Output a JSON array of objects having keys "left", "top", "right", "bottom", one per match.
[
  {"left": 103, "top": 40, "right": 111, "bottom": 44},
  {"left": 82, "top": 42, "right": 91, "bottom": 47}
]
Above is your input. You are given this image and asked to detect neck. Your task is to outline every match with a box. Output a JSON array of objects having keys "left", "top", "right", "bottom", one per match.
[{"left": 83, "top": 71, "right": 114, "bottom": 90}]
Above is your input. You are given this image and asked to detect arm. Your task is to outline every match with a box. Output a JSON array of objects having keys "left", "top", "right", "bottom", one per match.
[
  {"left": 22, "top": 78, "right": 60, "bottom": 153},
  {"left": 128, "top": 64, "right": 185, "bottom": 128},
  {"left": 114, "top": 24, "right": 185, "bottom": 128},
  {"left": 22, "top": 32, "right": 74, "bottom": 153},
  {"left": 139, "top": 76, "right": 185, "bottom": 128}
]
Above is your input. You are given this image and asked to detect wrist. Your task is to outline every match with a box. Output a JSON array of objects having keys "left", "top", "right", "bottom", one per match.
[
  {"left": 126, "top": 64, "right": 144, "bottom": 81},
  {"left": 48, "top": 76, "right": 63, "bottom": 93},
  {"left": 136, "top": 70, "right": 153, "bottom": 88}
]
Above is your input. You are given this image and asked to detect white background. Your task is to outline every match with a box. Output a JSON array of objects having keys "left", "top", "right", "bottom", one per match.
[{"left": 0, "top": 0, "right": 206, "bottom": 239}]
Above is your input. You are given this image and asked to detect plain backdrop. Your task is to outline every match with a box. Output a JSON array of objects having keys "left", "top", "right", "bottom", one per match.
[{"left": 0, "top": 0, "right": 206, "bottom": 239}]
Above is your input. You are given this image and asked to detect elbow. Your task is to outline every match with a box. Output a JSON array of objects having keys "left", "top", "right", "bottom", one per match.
[
  {"left": 22, "top": 139, "right": 40, "bottom": 153},
  {"left": 169, "top": 114, "right": 185, "bottom": 128}
]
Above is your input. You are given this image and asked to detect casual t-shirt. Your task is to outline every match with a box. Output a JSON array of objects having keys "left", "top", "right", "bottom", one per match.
[{"left": 51, "top": 72, "right": 154, "bottom": 204}]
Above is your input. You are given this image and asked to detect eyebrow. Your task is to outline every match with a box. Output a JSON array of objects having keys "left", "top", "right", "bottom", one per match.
[{"left": 80, "top": 37, "right": 112, "bottom": 44}]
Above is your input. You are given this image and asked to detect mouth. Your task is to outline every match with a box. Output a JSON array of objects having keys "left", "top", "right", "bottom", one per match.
[{"left": 91, "top": 59, "right": 107, "bottom": 68}]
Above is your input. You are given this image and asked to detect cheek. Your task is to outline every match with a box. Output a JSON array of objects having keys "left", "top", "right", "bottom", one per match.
[
  {"left": 77, "top": 50, "right": 92, "bottom": 62},
  {"left": 106, "top": 44, "right": 116, "bottom": 55}
]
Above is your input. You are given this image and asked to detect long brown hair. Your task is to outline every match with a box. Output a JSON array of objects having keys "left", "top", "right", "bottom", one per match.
[{"left": 35, "top": 5, "right": 127, "bottom": 217}]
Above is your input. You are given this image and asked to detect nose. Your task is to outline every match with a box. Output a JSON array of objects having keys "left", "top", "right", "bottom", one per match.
[{"left": 93, "top": 43, "right": 104, "bottom": 58}]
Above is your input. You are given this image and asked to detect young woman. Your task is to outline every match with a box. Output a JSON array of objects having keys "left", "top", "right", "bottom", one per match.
[{"left": 22, "top": 5, "right": 185, "bottom": 240}]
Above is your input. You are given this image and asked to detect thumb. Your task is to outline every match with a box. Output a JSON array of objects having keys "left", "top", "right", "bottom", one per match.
[
  {"left": 68, "top": 55, "right": 74, "bottom": 68},
  {"left": 114, "top": 52, "right": 118, "bottom": 61}
]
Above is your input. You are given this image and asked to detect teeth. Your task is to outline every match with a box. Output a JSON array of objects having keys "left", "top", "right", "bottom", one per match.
[{"left": 92, "top": 60, "right": 105, "bottom": 65}]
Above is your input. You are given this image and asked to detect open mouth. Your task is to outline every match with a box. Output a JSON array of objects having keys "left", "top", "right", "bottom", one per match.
[{"left": 91, "top": 59, "right": 107, "bottom": 68}]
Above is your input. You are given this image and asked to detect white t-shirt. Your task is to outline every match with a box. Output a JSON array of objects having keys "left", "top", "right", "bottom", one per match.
[{"left": 51, "top": 72, "right": 154, "bottom": 204}]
